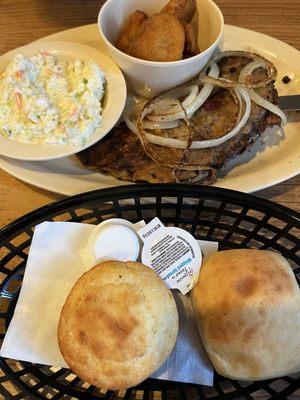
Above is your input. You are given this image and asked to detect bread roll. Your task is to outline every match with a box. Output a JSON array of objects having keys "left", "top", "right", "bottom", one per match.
[
  {"left": 58, "top": 260, "right": 178, "bottom": 390},
  {"left": 192, "top": 249, "right": 300, "bottom": 380}
]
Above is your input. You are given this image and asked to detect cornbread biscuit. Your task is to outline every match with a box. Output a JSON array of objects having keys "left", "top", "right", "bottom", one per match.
[
  {"left": 192, "top": 249, "right": 300, "bottom": 380},
  {"left": 58, "top": 261, "right": 178, "bottom": 390}
]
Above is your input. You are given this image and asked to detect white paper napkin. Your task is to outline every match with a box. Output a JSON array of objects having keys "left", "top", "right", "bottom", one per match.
[
  {"left": 152, "top": 240, "right": 217, "bottom": 385},
  {"left": 0, "top": 222, "right": 217, "bottom": 386}
]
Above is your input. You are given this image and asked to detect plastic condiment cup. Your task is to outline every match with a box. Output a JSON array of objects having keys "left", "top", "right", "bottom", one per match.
[{"left": 82, "top": 219, "right": 141, "bottom": 266}]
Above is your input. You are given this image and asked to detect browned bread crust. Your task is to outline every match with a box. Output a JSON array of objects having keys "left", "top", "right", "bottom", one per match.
[
  {"left": 58, "top": 261, "right": 178, "bottom": 390},
  {"left": 192, "top": 250, "right": 300, "bottom": 380}
]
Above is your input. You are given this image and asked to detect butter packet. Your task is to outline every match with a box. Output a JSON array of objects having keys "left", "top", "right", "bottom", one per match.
[{"left": 138, "top": 218, "right": 202, "bottom": 295}]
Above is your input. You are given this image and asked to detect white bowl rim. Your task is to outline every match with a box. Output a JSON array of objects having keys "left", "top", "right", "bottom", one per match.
[
  {"left": 0, "top": 40, "right": 127, "bottom": 161},
  {"left": 98, "top": 0, "right": 224, "bottom": 68}
]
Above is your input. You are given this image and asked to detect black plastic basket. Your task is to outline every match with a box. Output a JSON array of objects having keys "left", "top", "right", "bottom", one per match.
[{"left": 0, "top": 184, "right": 299, "bottom": 400}]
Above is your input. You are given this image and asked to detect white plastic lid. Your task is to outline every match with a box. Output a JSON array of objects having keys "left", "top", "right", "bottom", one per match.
[
  {"left": 80, "top": 219, "right": 142, "bottom": 267},
  {"left": 93, "top": 224, "right": 140, "bottom": 263},
  {"left": 140, "top": 221, "right": 202, "bottom": 294}
]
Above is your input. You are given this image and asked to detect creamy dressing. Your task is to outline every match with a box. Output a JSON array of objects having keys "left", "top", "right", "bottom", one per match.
[{"left": 0, "top": 51, "right": 106, "bottom": 146}]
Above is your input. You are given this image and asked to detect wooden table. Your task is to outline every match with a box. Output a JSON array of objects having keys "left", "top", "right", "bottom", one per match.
[{"left": 0, "top": 0, "right": 299, "bottom": 228}]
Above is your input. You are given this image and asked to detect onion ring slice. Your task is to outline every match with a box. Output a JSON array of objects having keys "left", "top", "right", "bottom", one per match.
[
  {"left": 137, "top": 98, "right": 216, "bottom": 176},
  {"left": 124, "top": 50, "right": 283, "bottom": 155},
  {"left": 248, "top": 89, "right": 287, "bottom": 127},
  {"left": 125, "top": 100, "right": 216, "bottom": 183},
  {"left": 239, "top": 60, "right": 266, "bottom": 85},
  {"left": 182, "top": 84, "right": 199, "bottom": 107},
  {"left": 141, "top": 86, "right": 250, "bottom": 149},
  {"left": 147, "top": 63, "right": 220, "bottom": 123},
  {"left": 210, "top": 50, "right": 277, "bottom": 88}
]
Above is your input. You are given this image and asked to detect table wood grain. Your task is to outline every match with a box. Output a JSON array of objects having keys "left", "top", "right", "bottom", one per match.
[{"left": 0, "top": 0, "right": 299, "bottom": 228}]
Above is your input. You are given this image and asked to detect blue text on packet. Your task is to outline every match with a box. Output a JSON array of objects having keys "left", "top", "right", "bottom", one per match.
[{"left": 163, "top": 257, "right": 192, "bottom": 280}]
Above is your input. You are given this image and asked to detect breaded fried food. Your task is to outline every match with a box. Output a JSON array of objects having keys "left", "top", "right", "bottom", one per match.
[
  {"left": 116, "top": 10, "right": 148, "bottom": 54},
  {"left": 183, "top": 23, "right": 199, "bottom": 56},
  {"left": 161, "top": 0, "right": 196, "bottom": 23},
  {"left": 129, "top": 13, "right": 185, "bottom": 62}
]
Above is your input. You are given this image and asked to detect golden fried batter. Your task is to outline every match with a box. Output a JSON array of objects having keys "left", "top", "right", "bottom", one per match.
[
  {"left": 183, "top": 23, "right": 199, "bottom": 56},
  {"left": 116, "top": 10, "right": 148, "bottom": 54},
  {"left": 129, "top": 13, "right": 185, "bottom": 62},
  {"left": 160, "top": 0, "right": 196, "bottom": 23}
]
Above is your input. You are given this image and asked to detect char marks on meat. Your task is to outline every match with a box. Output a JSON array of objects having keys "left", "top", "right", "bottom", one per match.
[{"left": 78, "top": 56, "right": 281, "bottom": 184}]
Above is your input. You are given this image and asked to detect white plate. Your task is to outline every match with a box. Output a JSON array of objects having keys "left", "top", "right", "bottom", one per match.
[
  {"left": 0, "top": 24, "right": 299, "bottom": 194},
  {"left": 0, "top": 41, "right": 127, "bottom": 161}
]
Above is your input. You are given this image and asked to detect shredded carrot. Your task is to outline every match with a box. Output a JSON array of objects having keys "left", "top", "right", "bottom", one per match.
[
  {"left": 40, "top": 50, "right": 50, "bottom": 56},
  {"left": 15, "top": 93, "right": 23, "bottom": 111},
  {"left": 47, "top": 69, "right": 62, "bottom": 78},
  {"left": 15, "top": 70, "right": 24, "bottom": 79}
]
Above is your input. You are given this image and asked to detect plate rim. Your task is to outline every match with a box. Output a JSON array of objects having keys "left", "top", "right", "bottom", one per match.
[
  {"left": 0, "top": 23, "right": 299, "bottom": 194},
  {"left": 0, "top": 40, "right": 127, "bottom": 161}
]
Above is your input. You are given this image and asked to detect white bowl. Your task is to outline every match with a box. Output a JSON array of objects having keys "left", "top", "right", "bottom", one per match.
[
  {"left": 98, "top": 0, "right": 224, "bottom": 97},
  {"left": 0, "top": 41, "right": 127, "bottom": 161}
]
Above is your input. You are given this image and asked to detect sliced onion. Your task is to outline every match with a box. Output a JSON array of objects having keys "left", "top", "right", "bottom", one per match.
[
  {"left": 138, "top": 98, "right": 204, "bottom": 168},
  {"left": 182, "top": 84, "right": 198, "bottom": 107},
  {"left": 124, "top": 113, "right": 139, "bottom": 135},
  {"left": 248, "top": 89, "right": 287, "bottom": 127},
  {"left": 124, "top": 102, "right": 145, "bottom": 135},
  {"left": 146, "top": 83, "right": 198, "bottom": 122},
  {"left": 186, "top": 62, "right": 220, "bottom": 118},
  {"left": 124, "top": 101, "right": 181, "bottom": 132},
  {"left": 212, "top": 50, "right": 260, "bottom": 63},
  {"left": 132, "top": 98, "right": 218, "bottom": 184},
  {"left": 235, "top": 85, "right": 244, "bottom": 123},
  {"left": 137, "top": 99, "right": 189, "bottom": 168},
  {"left": 162, "top": 83, "right": 197, "bottom": 100},
  {"left": 143, "top": 120, "right": 180, "bottom": 130},
  {"left": 124, "top": 50, "right": 283, "bottom": 154},
  {"left": 211, "top": 50, "right": 277, "bottom": 88},
  {"left": 146, "top": 83, "right": 199, "bottom": 121},
  {"left": 199, "top": 75, "right": 236, "bottom": 88},
  {"left": 143, "top": 86, "right": 251, "bottom": 149},
  {"left": 151, "top": 98, "right": 183, "bottom": 115},
  {"left": 143, "top": 132, "right": 188, "bottom": 149},
  {"left": 147, "top": 63, "right": 220, "bottom": 124},
  {"left": 239, "top": 60, "right": 266, "bottom": 85},
  {"left": 144, "top": 103, "right": 184, "bottom": 122}
]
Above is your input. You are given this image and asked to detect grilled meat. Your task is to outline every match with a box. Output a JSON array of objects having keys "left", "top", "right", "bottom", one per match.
[{"left": 78, "top": 56, "right": 281, "bottom": 184}]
